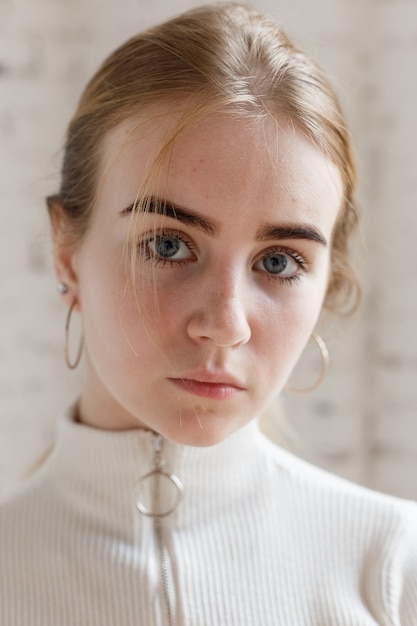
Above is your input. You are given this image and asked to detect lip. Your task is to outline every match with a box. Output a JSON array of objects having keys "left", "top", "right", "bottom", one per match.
[{"left": 168, "top": 370, "right": 246, "bottom": 400}]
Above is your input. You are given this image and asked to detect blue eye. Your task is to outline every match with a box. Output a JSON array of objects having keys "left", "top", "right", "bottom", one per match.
[
  {"left": 262, "top": 254, "right": 291, "bottom": 274},
  {"left": 255, "top": 249, "right": 304, "bottom": 280},
  {"left": 146, "top": 234, "right": 193, "bottom": 261}
]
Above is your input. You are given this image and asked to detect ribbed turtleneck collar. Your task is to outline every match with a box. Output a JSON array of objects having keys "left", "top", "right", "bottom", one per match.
[{"left": 39, "top": 405, "right": 276, "bottom": 539}]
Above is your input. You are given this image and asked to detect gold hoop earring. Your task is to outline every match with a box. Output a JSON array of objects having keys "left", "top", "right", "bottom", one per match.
[
  {"left": 65, "top": 300, "right": 84, "bottom": 370},
  {"left": 285, "top": 332, "right": 329, "bottom": 395}
]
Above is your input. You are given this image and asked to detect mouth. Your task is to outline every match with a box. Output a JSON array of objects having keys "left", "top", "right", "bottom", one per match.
[{"left": 168, "top": 370, "right": 246, "bottom": 400}]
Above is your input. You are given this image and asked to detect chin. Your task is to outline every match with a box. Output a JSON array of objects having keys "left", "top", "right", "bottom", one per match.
[{"left": 160, "top": 414, "right": 246, "bottom": 448}]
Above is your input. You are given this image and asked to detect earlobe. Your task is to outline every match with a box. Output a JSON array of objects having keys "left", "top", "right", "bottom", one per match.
[
  {"left": 48, "top": 197, "right": 82, "bottom": 312},
  {"left": 53, "top": 245, "right": 81, "bottom": 312},
  {"left": 53, "top": 242, "right": 78, "bottom": 285}
]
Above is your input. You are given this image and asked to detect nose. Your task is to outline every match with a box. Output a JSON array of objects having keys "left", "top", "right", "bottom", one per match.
[{"left": 186, "top": 276, "right": 251, "bottom": 348}]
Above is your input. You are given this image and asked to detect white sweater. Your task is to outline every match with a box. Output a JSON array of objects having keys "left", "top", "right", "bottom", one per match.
[{"left": 0, "top": 407, "right": 416, "bottom": 626}]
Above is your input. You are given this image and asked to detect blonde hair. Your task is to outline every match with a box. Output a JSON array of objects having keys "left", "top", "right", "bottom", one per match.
[{"left": 47, "top": 2, "right": 359, "bottom": 313}]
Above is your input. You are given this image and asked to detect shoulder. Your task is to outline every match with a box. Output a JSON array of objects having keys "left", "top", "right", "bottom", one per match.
[
  {"left": 0, "top": 416, "right": 66, "bottom": 542},
  {"left": 259, "top": 428, "right": 416, "bottom": 516},
  {"left": 0, "top": 459, "right": 54, "bottom": 537},
  {"left": 258, "top": 431, "right": 417, "bottom": 623}
]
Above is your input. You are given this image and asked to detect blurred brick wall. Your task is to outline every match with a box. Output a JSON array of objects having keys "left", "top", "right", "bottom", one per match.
[{"left": 0, "top": 0, "right": 416, "bottom": 499}]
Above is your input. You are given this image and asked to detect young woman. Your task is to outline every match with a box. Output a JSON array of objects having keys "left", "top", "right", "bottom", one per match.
[{"left": 1, "top": 3, "right": 416, "bottom": 625}]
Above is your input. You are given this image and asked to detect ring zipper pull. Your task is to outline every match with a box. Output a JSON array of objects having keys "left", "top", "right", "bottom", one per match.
[{"left": 135, "top": 432, "right": 183, "bottom": 518}]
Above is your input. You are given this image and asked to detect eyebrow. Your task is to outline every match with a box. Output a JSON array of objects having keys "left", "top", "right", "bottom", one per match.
[
  {"left": 121, "top": 197, "right": 218, "bottom": 236},
  {"left": 255, "top": 224, "right": 327, "bottom": 246},
  {"left": 121, "top": 197, "right": 327, "bottom": 246}
]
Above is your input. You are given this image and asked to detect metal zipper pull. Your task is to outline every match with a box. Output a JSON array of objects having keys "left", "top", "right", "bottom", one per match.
[
  {"left": 136, "top": 433, "right": 182, "bottom": 625},
  {"left": 135, "top": 432, "right": 183, "bottom": 518}
]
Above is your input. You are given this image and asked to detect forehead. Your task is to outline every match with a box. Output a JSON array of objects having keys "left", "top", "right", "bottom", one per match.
[{"left": 97, "top": 108, "right": 343, "bottom": 231}]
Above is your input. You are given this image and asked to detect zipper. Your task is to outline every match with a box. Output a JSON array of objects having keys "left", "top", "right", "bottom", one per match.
[
  {"left": 154, "top": 515, "right": 175, "bottom": 626},
  {"left": 135, "top": 432, "right": 183, "bottom": 626}
]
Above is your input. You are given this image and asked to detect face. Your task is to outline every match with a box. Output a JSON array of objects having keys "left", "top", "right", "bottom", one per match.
[{"left": 57, "top": 108, "right": 343, "bottom": 446}]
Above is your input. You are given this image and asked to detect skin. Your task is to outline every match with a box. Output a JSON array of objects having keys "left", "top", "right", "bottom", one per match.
[{"left": 55, "top": 109, "right": 343, "bottom": 447}]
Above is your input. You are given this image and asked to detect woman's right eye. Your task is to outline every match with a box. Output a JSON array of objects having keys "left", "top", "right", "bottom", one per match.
[{"left": 143, "top": 233, "right": 194, "bottom": 264}]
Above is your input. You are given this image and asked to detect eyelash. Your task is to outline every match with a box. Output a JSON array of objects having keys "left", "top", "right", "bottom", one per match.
[
  {"left": 257, "top": 246, "right": 309, "bottom": 285},
  {"left": 138, "top": 230, "right": 196, "bottom": 267},
  {"left": 138, "top": 230, "right": 309, "bottom": 284}
]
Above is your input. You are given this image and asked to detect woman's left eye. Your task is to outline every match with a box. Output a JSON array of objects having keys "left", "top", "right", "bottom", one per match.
[
  {"left": 254, "top": 249, "right": 306, "bottom": 281},
  {"left": 146, "top": 233, "right": 193, "bottom": 262}
]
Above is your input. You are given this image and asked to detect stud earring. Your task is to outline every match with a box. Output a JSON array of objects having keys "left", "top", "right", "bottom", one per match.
[{"left": 56, "top": 282, "right": 69, "bottom": 294}]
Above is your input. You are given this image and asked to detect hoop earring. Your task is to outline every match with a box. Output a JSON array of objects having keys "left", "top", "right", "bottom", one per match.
[
  {"left": 65, "top": 300, "right": 84, "bottom": 370},
  {"left": 285, "top": 332, "right": 329, "bottom": 395}
]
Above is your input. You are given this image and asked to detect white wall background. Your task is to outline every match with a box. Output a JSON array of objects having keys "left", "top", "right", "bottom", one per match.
[{"left": 0, "top": 0, "right": 416, "bottom": 500}]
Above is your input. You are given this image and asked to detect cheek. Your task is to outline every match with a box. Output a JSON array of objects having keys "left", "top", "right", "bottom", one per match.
[
  {"left": 254, "top": 283, "right": 326, "bottom": 376},
  {"left": 74, "top": 233, "right": 185, "bottom": 377},
  {"left": 107, "top": 272, "right": 185, "bottom": 357}
]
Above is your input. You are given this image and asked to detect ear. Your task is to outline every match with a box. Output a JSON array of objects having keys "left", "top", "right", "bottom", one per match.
[{"left": 48, "top": 196, "right": 81, "bottom": 312}]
